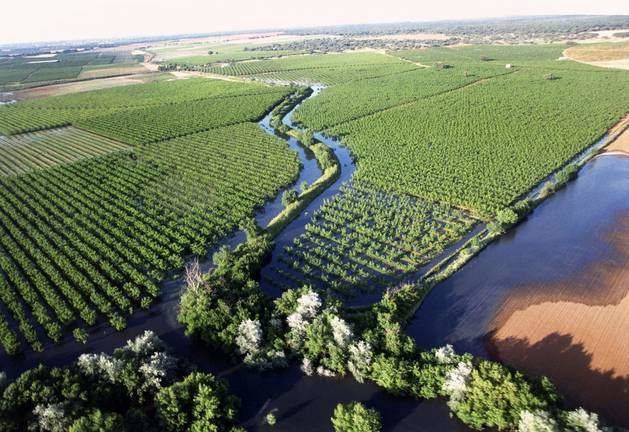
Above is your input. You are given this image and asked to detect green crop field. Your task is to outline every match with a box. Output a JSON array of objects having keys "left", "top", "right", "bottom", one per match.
[
  {"left": 0, "top": 75, "right": 302, "bottom": 354},
  {"left": 166, "top": 52, "right": 418, "bottom": 84},
  {"left": 293, "top": 63, "right": 508, "bottom": 129},
  {"left": 0, "top": 121, "right": 299, "bottom": 354},
  {"left": 0, "top": 127, "right": 129, "bottom": 176},
  {"left": 0, "top": 51, "right": 144, "bottom": 89},
  {"left": 262, "top": 181, "right": 476, "bottom": 298},
  {"left": 294, "top": 46, "right": 629, "bottom": 215},
  {"left": 0, "top": 78, "right": 290, "bottom": 135},
  {"left": 75, "top": 89, "right": 290, "bottom": 144},
  {"left": 2, "top": 15, "right": 629, "bottom": 431}
]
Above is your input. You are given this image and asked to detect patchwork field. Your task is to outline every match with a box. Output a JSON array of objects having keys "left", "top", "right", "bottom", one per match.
[
  {"left": 0, "top": 78, "right": 290, "bottom": 135},
  {"left": 165, "top": 52, "right": 418, "bottom": 85},
  {"left": 0, "top": 127, "right": 129, "bottom": 176},
  {"left": 0, "top": 51, "right": 146, "bottom": 90}
]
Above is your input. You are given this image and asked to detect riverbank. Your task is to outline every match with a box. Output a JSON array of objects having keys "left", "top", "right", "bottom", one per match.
[
  {"left": 407, "top": 153, "right": 629, "bottom": 427},
  {"left": 601, "top": 113, "right": 629, "bottom": 155}
]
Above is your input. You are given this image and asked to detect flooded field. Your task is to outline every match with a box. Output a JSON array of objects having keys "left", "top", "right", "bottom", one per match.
[{"left": 407, "top": 154, "right": 629, "bottom": 426}]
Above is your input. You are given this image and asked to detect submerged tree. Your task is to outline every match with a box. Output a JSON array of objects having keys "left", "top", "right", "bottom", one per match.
[{"left": 331, "top": 402, "right": 382, "bottom": 432}]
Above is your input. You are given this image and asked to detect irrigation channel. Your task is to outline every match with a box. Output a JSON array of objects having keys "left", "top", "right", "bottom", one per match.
[{"left": 0, "top": 85, "right": 469, "bottom": 431}]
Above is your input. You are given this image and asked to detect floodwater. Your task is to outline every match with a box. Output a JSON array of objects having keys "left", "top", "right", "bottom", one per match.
[
  {"left": 0, "top": 86, "right": 468, "bottom": 431},
  {"left": 260, "top": 85, "right": 357, "bottom": 299},
  {"left": 407, "top": 154, "right": 629, "bottom": 426}
]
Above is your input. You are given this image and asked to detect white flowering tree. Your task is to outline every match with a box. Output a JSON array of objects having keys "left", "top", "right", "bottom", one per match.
[
  {"left": 347, "top": 341, "right": 373, "bottom": 383},
  {"left": 442, "top": 361, "right": 473, "bottom": 408},
  {"left": 236, "top": 318, "right": 263, "bottom": 364},
  {"left": 518, "top": 410, "right": 559, "bottom": 432},
  {"left": 565, "top": 408, "right": 605, "bottom": 432},
  {"left": 32, "top": 403, "right": 70, "bottom": 432}
]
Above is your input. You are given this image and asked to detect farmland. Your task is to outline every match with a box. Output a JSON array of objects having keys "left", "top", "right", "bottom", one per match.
[
  {"left": 163, "top": 52, "right": 418, "bottom": 84},
  {"left": 0, "top": 20, "right": 628, "bottom": 432},
  {"left": 0, "top": 77, "right": 300, "bottom": 354},
  {"left": 0, "top": 127, "right": 129, "bottom": 176},
  {"left": 294, "top": 47, "right": 629, "bottom": 215},
  {"left": 0, "top": 51, "right": 146, "bottom": 90},
  {"left": 0, "top": 78, "right": 290, "bottom": 135},
  {"left": 262, "top": 181, "right": 476, "bottom": 299}
]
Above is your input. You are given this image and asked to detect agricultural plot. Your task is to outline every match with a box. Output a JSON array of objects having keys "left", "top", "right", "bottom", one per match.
[
  {"left": 76, "top": 89, "right": 291, "bottom": 144},
  {"left": 151, "top": 41, "right": 304, "bottom": 63},
  {"left": 0, "top": 122, "right": 299, "bottom": 354},
  {"left": 293, "top": 63, "right": 508, "bottom": 129},
  {"left": 262, "top": 182, "right": 475, "bottom": 299},
  {"left": 173, "top": 52, "right": 417, "bottom": 84},
  {"left": 76, "top": 63, "right": 148, "bottom": 80},
  {"left": 0, "top": 78, "right": 289, "bottom": 136},
  {"left": 0, "top": 51, "right": 144, "bottom": 89},
  {"left": 248, "top": 63, "right": 417, "bottom": 85},
  {"left": 315, "top": 59, "right": 629, "bottom": 215},
  {"left": 0, "top": 127, "right": 129, "bottom": 176}
]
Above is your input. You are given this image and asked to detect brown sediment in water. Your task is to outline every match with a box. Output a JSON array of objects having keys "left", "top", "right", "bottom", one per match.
[{"left": 488, "top": 214, "right": 629, "bottom": 426}]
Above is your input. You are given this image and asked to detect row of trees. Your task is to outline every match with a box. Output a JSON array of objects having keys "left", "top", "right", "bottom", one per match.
[
  {"left": 178, "top": 230, "right": 610, "bottom": 431},
  {"left": 0, "top": 331, "right": 243, "bottom": 432}
]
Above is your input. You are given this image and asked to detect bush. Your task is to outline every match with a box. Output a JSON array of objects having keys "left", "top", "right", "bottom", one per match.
[
  {"left": 331, "top": 402, "right": 381, "bottom": 432},
  {"left": 156, "top": 372, "right": 242, "bottom": 432},
  {"left": 495, "top": 208, "right": 519, "bottom": 227},
  {"left": 281, "top": 190, "right": 298, "bottom": 207}
]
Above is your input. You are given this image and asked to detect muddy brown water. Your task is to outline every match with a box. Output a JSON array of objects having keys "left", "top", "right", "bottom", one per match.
[{"left": 407, "top": 154, "right": 629, "bottom": 426}]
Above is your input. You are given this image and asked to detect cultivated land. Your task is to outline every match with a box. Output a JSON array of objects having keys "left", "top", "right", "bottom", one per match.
[
  {"left": 0, "top": 78, "right": 299, "bottom": 353},
  {"left": 0, "top": 127, "right": 129, "bottom": 176},
  {"left": 0, "top": 51, "right": 146, "bottom": 91},
  {"left": 0, "top": 28, "right": 628, "bottom": 431}
]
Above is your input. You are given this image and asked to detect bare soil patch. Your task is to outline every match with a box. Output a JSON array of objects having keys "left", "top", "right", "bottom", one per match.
[
  {"left": 13, "top": 73, "right": 171, "bottom": 100},
  {"left": 602, "top": 115, "right": 629, "bottom": 155},
  {"left": 565, "top": 42, "right": 629, "bottom": 63},
  {"left": 489, "top": 215, "right": 629, "bottom": 426}
]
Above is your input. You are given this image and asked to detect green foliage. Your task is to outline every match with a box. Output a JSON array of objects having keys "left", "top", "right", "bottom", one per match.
[
  {"left": 293, "top": 64, "right": 507, "bottom": 130},
  {"left": 0, "top": 122, "right": 298, "bottom": 353},
  {"left": 171, "top": 52, "right": 416, "bottom": 85},
  {"left": 156, "top": 372, "right": 241, "bottom": 432},
  {"left": 449, "top": 360, "right": 559, "bottom": 430},
  {"left": 495, "top": 208, "right": 519, "bottom": 227},
  {"left": 293, "top": 46, "right": 629, "bottom": 216},
  {"left": 264, "top": 182, "right": 474, "bottom": 297},
  {"left": 0, "top": 127, "right": 129, "bottom": 177},
  {"left": 72, "top": 328, "right": 89, "bottom": 344},
  {"left": 0, "top": 78, "right": 284, "bottom": 135},
  {"left": 0, "top": 332, "right": 242, "bottom": 432},
  {"left": 331, "top": 402, "right": 382, "bottom": 432},
  {"left": 281, "top": 189, "right": 299, "bottom": 207},
  {"left": 265, "top": 410, "right": 278, "bottom": 426},
  {"left": 179, "top": 235, "right": 272, "bottom": 355},
  {"left": 69, "top": 410, "right": 123, "bottom": 432},
  {"left": 76, "top": 90, "right": 290, "bottom": 145}
]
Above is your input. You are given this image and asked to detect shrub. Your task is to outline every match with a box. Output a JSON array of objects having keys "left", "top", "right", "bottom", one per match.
[{"left": 331, "top": 402, "right": 382, "bottom": 432}]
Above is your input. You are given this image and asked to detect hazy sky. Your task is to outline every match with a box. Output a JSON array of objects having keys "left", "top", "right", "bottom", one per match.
[{"left": 2, "top": 0, "right": 629, "bottom": 44}]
